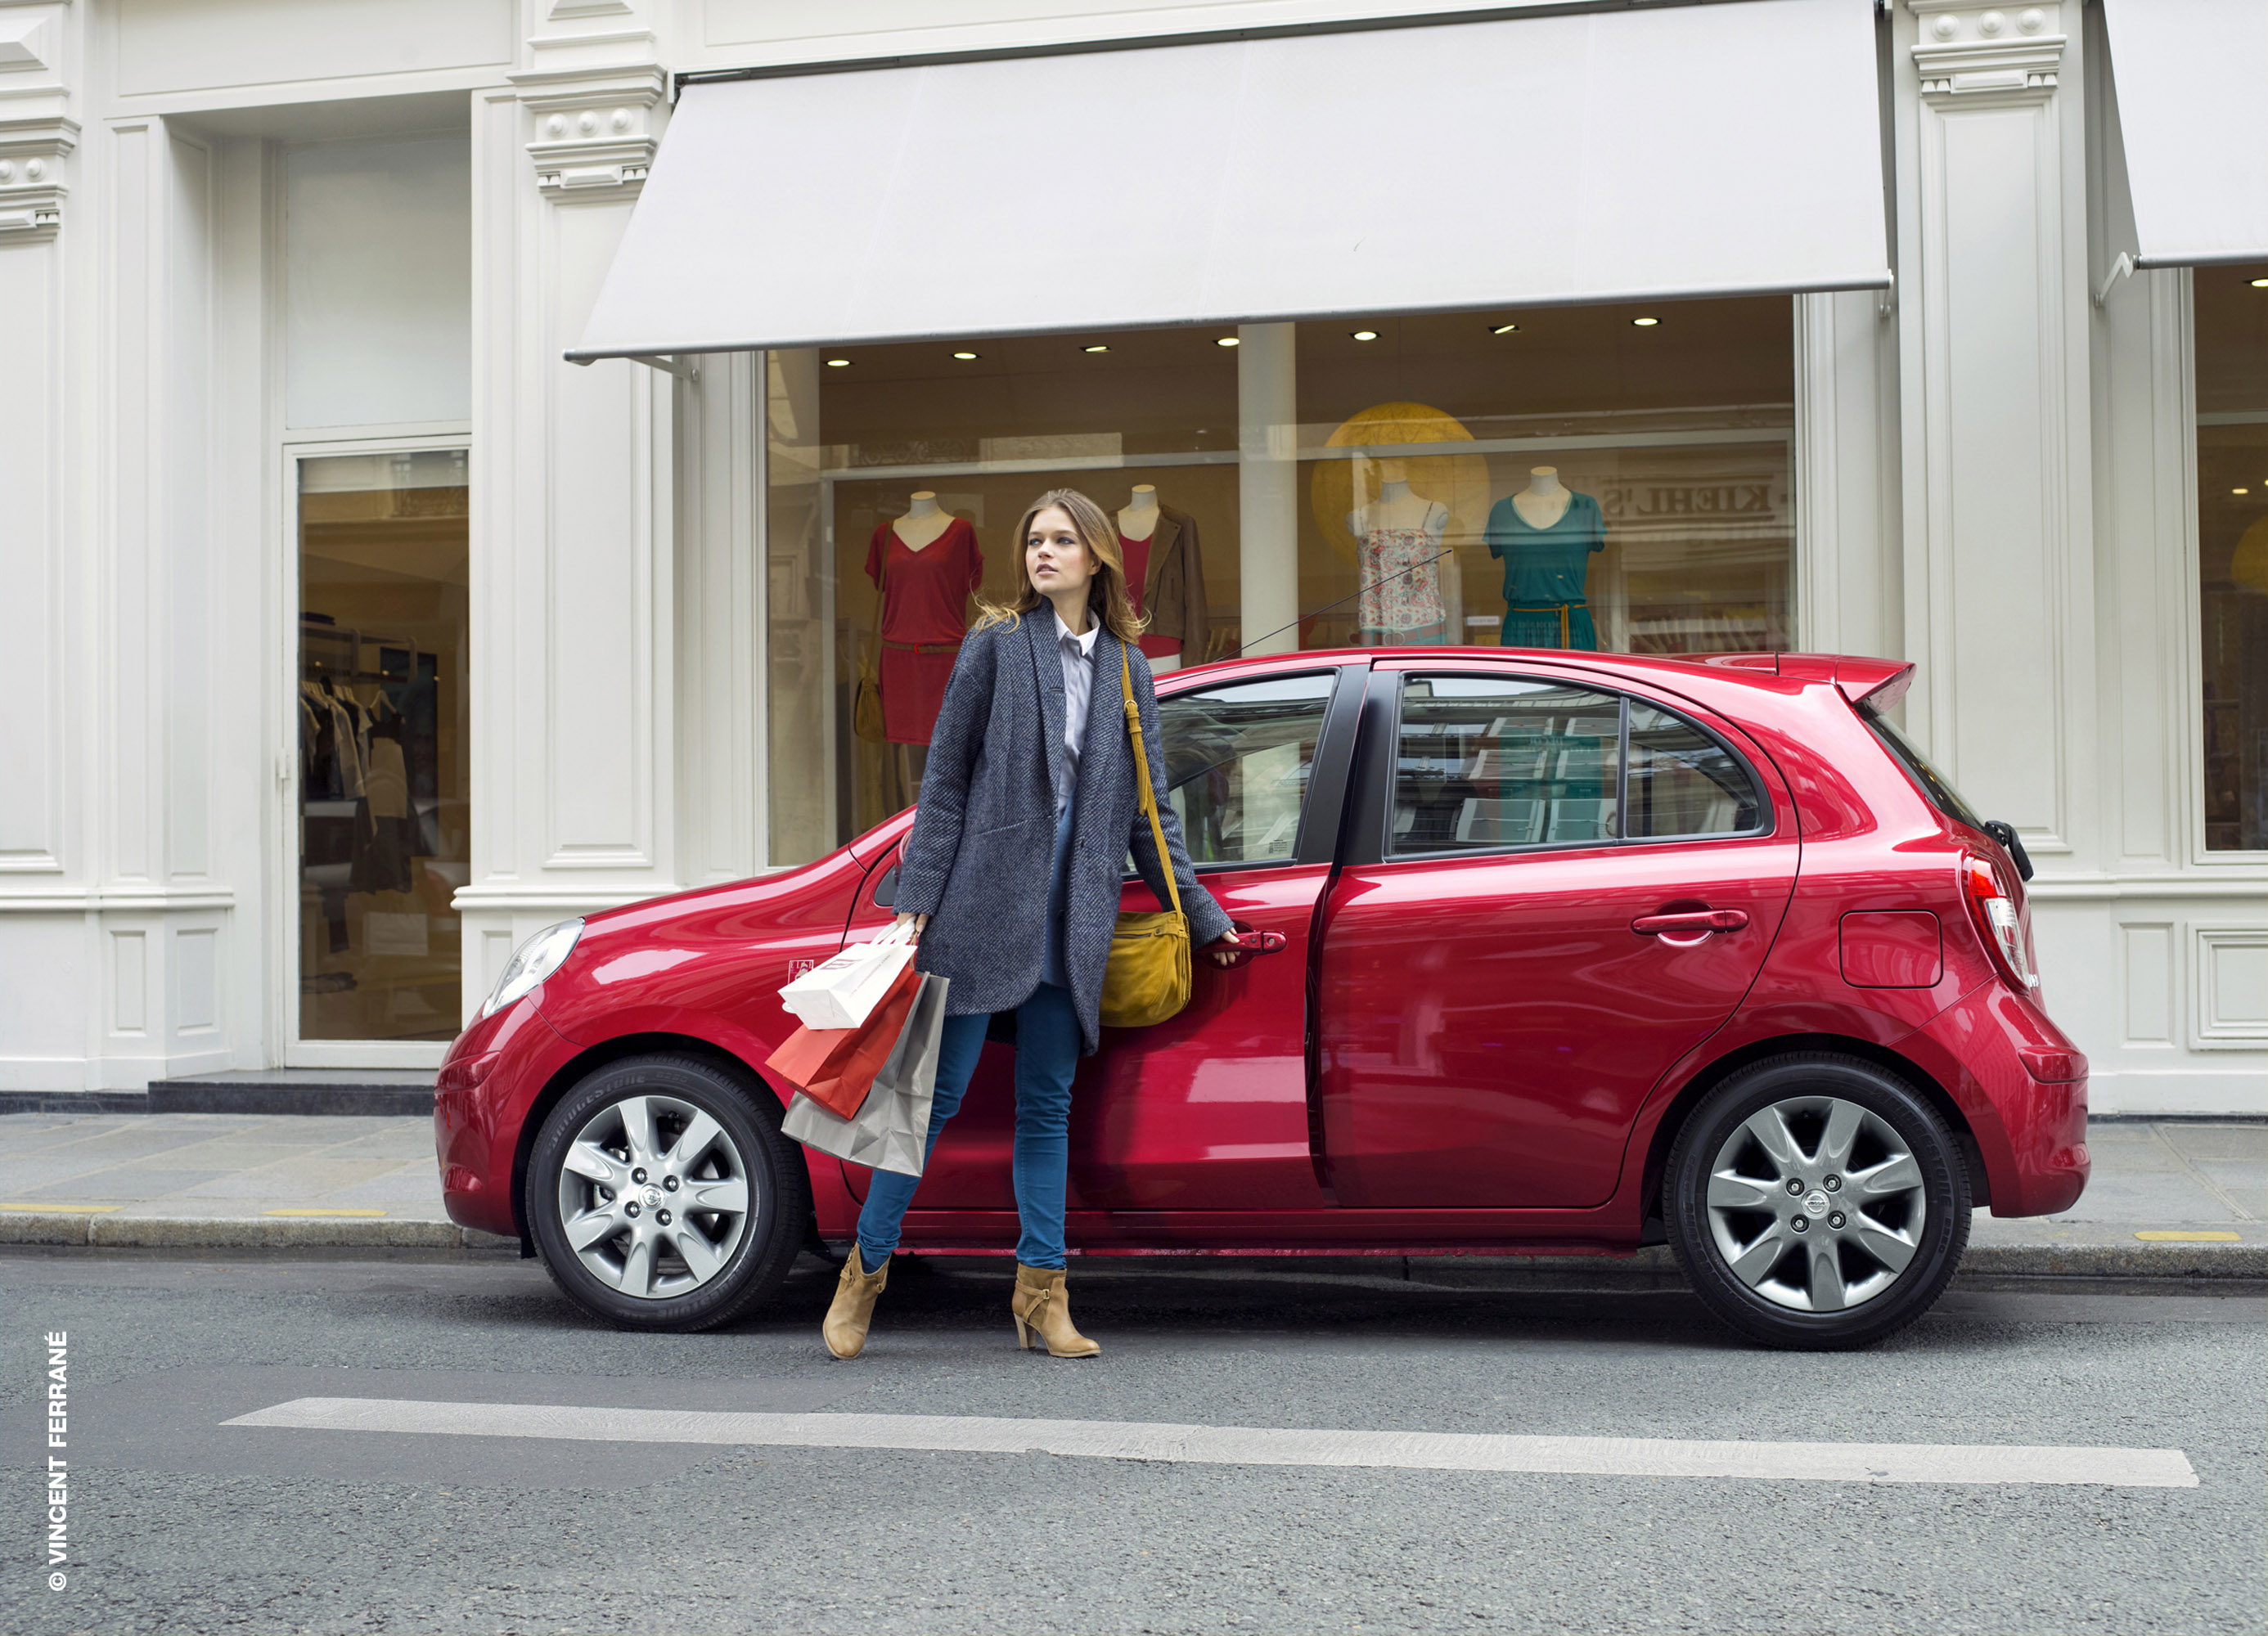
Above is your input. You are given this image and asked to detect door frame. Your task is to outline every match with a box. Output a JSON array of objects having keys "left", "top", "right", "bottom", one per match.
[{"left": 275, "top": 427, "right": 471, "bottom": 1068}]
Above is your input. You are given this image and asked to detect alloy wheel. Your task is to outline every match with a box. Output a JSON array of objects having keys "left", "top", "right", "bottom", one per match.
[
  {"left": 553, "top": 1093, "right": 753, "bottom": 1299},
  {"left": 1703, "top": 1094, "right": 1928, "bottom": 1313}
]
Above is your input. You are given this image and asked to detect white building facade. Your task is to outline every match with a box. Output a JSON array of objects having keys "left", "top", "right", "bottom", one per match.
[{"left": 1, "top": 0, "right": 2261, "bottom": 1111}]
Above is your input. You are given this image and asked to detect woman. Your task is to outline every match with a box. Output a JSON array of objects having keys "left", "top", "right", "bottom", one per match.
[{"left": 822, "top": 488, "right": 1242, "bottom": 1360}]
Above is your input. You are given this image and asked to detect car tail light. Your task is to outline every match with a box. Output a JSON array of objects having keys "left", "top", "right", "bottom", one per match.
[{"left": 1962, "top": 852, "right": 2036, "bottom": 992}]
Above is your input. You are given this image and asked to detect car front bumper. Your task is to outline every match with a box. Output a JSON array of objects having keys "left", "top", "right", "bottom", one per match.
[{"left": 434, "top": 994, "right": 583, "bottom": 1240}]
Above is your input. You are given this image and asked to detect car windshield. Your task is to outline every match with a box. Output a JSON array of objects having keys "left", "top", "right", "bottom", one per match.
[{"left": 1859, "top": 703, "right": 1985, "bottom": 829}]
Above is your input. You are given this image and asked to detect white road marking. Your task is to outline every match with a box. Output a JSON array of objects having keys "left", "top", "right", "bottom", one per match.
[{"left": 221, "top": 1398, "right": 2199, "bottom": 1488}]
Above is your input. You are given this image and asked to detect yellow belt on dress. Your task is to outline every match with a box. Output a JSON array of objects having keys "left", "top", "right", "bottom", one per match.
[{"left": 1509, "top": 602, "right": 1584, "bottom": 646}]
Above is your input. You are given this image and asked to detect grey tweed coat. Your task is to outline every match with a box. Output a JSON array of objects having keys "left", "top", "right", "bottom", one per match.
[{"left": 896, "top": 611, "right": 1235, "bottom": 1057}]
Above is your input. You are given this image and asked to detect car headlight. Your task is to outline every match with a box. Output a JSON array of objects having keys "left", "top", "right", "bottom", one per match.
[{"left": 481, "top": 919, "right": 584, "bottom": 1018}]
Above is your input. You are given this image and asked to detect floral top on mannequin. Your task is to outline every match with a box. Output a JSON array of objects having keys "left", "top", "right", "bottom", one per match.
[
  {"left": 1484, "top": 467, "right": 1605, "bottom": 652},
  {"left": 865, "top": 492, "right": 983, "bottom": 744},
  {"left": 1349, "top": 474, "right": 1450, "bottom": 642}
]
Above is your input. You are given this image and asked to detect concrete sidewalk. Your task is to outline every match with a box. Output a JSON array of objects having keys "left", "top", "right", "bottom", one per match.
[{"left": 0, "top": 1111, "right": 2261, "bottom": 1277}]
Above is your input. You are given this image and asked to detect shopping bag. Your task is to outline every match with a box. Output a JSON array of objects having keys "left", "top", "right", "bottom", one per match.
[
  {"left": 763, "top": 961, "right": 920, "bottom": 1121},
  {"left": 778, "top": 923, "right": 916, "bottom": 1030},
  {"left": 781, "top": 972, "right": 950, "bottom": 1178}
]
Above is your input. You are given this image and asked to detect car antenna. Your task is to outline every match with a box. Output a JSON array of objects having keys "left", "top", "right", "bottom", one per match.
[{"left": 1226, "top": 548, "right": 1456, "bottom": 659}]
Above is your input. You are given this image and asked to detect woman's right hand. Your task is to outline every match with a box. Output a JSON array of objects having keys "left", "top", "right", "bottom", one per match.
[{"left": 893, "top": 911, "right": 929, "bottom": 937}]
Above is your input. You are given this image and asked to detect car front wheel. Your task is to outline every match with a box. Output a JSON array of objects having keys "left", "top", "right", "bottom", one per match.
[
  {"left": 527, "top": 1054, "right": 808, "bottom": 1332},
  {"left": 1663, "top": 1054, "right": 1970, "bottom": 1349}
]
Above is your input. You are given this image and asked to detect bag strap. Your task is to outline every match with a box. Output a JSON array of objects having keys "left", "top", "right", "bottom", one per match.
[{"left": 1121, "top": 644, "right": 1183, "bottom": 919}]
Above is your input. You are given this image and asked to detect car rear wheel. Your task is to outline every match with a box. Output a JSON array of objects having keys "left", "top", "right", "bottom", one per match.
[
  {"left": 527, "top": 1054, "right": 808, "bottom": 1332},
  {"left": 1663, "top": 1054, "right": 1969, "bottom": 1349}
]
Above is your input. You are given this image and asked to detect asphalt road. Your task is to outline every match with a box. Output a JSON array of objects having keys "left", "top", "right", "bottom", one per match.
[{"left": 2, "top": 1252, "right": 2261, "bottom": 1635}]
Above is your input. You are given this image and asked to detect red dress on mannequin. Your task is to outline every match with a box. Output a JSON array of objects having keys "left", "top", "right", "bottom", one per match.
[
  {"left": 866, "top": 518, "right": 983, "bottom": 745},
  {"left": 1118, "top": 532, "right": 1183, "bottom": 662}
]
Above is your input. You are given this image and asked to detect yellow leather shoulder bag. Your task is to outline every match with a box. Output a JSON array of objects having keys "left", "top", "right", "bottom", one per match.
[{"left": 1098, "top": 645, "right": 1191, "bottom": 1028}]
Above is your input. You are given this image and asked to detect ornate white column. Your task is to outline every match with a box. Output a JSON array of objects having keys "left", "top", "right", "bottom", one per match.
[
  {"left": 455, "top": 58, "right": 681, "bottom": 1014},
  {"left": 0, "top": 0, "right": 88, "bottom": 1087},
  {"left": 1897, "top": 1, "right": 2098, "bottom": 867}
]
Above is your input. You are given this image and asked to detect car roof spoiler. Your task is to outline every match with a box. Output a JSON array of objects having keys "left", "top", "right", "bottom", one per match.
[{"left": 1685, "top": 652, "right": 1916, "bottom": 712}]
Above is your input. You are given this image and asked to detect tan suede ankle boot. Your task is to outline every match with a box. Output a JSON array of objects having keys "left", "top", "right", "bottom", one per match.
[
  {"left": 1010, "top": 1262, "right": 1100, "bottom": 1358},
  {"left": 822, "top": 1248, "right": 888, "bottom": 1360}
]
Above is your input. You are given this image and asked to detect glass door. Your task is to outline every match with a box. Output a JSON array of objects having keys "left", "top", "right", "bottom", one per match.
[{"left": 293, "top": 449, "right": 471, "bottom": 1047}]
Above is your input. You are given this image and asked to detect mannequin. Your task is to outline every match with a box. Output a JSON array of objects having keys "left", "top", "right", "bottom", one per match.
[
  {"left": 893, "top": 489, "right": 955, "bottom": 551},
  {"left": 1510, "top": 466, "right": 1573, "bottom": 530},
  {"left": 866, "top": 492, "right": 984, "bottom": 807},
  {"left": 1348, "top": 469, "right": 1450, "bottom": 645},
  {"left": 1116, "top": 483, "right": 1206, "bottom": 670},
  {"left": 1483, "top": 466, "right": 1605, "bottom": 652}
]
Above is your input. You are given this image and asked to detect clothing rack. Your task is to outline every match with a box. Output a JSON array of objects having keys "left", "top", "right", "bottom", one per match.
[{"left": 300, "top": 614, "right": 418, "bottom": 682}]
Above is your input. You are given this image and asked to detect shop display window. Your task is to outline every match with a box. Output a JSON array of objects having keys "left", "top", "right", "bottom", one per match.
[
  {"left": 295, "top": 451, "right": 470, "bottom": 1040},
  {"left": 764, "top": 298, "right": 1794, "bottom": 866},
  {"left": 2194, "top": 263, "right": 2268, "bottom": 853}
]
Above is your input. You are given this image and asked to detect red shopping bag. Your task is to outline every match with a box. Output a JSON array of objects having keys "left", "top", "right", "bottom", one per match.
[{"left": 764, "top": 960, "right": 920, "bottom": 1120}]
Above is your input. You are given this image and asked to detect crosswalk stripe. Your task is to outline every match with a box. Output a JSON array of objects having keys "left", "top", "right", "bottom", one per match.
[{"left": 221, "top": 1398, "right": 2198, "bottom": 1488}]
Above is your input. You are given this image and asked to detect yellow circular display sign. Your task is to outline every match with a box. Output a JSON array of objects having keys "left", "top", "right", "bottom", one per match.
[{"left": 1308, "top": 401, "right": 1492, "bottom": 566}]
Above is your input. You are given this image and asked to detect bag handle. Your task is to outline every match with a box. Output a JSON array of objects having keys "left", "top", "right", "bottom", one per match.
[{"left": 1121, "top": 644, "right": 1183, "bottom": 919}]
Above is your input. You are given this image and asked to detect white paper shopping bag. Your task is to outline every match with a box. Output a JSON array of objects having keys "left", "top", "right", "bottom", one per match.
[{"left": 778, "top": 923, "right": 916, "bottom": 1030}]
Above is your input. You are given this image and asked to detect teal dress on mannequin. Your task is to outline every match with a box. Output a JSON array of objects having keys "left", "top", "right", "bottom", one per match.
[{"left": 1484, "top": 490, "right": 1605, "bottom": 650}]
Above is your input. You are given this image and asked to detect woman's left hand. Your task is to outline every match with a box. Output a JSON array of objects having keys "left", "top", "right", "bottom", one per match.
[{"left": 1206, "top": 928, "right": 1244, "bottom": 969}]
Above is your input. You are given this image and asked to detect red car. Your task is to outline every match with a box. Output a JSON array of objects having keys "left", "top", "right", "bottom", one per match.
[{"left": 435, "top": 647, "right": 2088, "bottom": 1349}]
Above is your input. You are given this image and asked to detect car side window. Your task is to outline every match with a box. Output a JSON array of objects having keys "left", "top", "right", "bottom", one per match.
[
  {"left": 1625, "top": 702, "right": 1762, "bottom": 837},
  {"left": 1392, "top": 676, "right": 1622, "bottom": 853},
  {"left": 1389, "top": 675, "right": 1764, "bottom": 856},
  {"left": 1142, "top": 672, "right": 1337, "bottom": 868}
]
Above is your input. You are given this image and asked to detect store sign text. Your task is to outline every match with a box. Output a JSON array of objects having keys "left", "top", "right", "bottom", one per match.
[{"left": 1600, "top": 483, "right": 1779, "bottom": 521}]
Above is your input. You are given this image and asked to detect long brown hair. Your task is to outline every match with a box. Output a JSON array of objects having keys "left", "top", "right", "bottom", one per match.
[{"left": 974, "top": 488, "right": 1149, "bottom": 643}]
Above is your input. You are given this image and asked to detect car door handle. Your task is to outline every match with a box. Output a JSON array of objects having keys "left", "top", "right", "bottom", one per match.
[
  {"left": 1631, "top": 909, "right": 1750, "bottom": 936},
  {"left": 1214, "top": 928, "right": 1289, "bottom": 966}
]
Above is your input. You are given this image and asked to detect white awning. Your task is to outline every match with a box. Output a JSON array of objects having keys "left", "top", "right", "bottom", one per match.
[
  {"left": 2104, "top": 0, "right": 2268, "bottom": 267},
  {"left": 569, "top": 0, "right": 1888, "bottom": 362}
]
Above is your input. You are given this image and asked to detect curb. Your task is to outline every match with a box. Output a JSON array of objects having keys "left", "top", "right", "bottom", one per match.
[
  {"left": 0, "top": 1211, "right": 518, "bottom": 1255},
  {"left": 1, "top": 1212, "right": 2260, "bottom": 1281}
]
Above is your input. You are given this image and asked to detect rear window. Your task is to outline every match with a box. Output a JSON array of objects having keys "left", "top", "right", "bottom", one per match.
[{"left": 1860, "top": 704, "right": 1984, "bottom": 829}]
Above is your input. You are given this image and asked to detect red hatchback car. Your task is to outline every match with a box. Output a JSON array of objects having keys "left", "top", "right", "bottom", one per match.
[{"left": 435, "top": 647, "right": 2088, "bottom": 1349}]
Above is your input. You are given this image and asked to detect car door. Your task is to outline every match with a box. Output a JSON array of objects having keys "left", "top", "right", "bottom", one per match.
[
  {"left": 1316, "top": 663, "right": 1799, "bottom": 1209},
  {"left": 842, "top": 659, "right": 1366, "bottom": 1217}
]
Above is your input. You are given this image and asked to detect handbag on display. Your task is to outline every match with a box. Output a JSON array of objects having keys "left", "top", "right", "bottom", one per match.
[
  {"left": 777, "top": 922, "right": 916, "bottom": 1030},
  {"left": 853, "top": 549, "right": 888, "bottom": 744},
  {"left": 763, "top": 960, "right": 920, "bottom": 1121},
  {"left": 1099, "top": 645, "right": 1193, "bottom": 1029},
  {"left": 781, "top": 972, "right": 951, "bottom": 1177}
]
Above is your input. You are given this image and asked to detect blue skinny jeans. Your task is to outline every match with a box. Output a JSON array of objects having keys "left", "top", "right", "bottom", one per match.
[{"left": 853, "top": 980, "right": 1080, "bottom": 1275}]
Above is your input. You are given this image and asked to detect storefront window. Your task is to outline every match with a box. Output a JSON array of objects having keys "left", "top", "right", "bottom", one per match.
[
  {"left": 296, "top": 451, "right": 470, "bottom": 1039},
  {"left": 764, "top": 298, "right": 1793, "bottom": 865},
  {"left": 2195, "top": 263, "right": 2268, "bottom": 852},
  {"left": 1292, "top": 298, "right": 1793, "bottom": 654}
]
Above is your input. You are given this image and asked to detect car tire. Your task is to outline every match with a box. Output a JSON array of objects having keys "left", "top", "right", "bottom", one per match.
[
  {"left": 1663, "top": 1054, "right": 1970, "bottom": 1350},
  {"left": 527, "top": 1053, "right": 809, "bottom": 1333}
]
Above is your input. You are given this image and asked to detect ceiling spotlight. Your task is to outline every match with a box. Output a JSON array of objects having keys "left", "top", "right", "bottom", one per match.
[
  {"left": 2252, "top": 277, "right": 2268, "bottom": 288},
  {"left": 1215, "top": 336, "right": 1240, "bottom": 347},
  {"left": 1350, "top": 330, "right": 1379, "bottom": 341},
  {"left": 1631, "top": 316, "right": 1660, "bottom": 328},
  {"left": 951, "top": 351, "right": 979, "bottom": 360},
  {"left": 1083, "top": 344, "right": 1110, "bottom": 353},
  {"left": 825, "top": 357, "right": 852, "bottom": 367},
  {"left": 2236, "top": 488, "right": 2252, "bottom": 496},
  {"left": 1489, "top": 322, "right": 1520, "bottom": 335}
]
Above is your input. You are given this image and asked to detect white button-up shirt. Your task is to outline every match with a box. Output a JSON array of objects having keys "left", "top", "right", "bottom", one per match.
[{"left": 1052, "top": 609, "right": 1100, "bottom": 819}]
